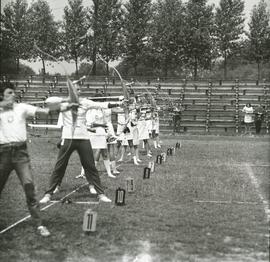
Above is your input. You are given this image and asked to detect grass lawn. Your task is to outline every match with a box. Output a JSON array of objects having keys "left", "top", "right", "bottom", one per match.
[{"left": 0, "top": 134, "right": 269, "bottom": 262}]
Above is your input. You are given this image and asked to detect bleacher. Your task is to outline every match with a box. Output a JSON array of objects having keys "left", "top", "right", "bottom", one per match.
[{"left": 4, "top": 75, "right": 270, "bottom": 135}]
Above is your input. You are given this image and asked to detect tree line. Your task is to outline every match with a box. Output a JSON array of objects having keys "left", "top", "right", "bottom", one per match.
[{"left": 1, "top": 0, "right": 270, "bottom": 80}]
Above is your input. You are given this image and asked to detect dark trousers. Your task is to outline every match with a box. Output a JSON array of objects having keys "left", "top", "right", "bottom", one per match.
[
  {"left": 255, "top": 120, "right": 262, "bottom": 134},
  {"left": 0, "top": 142, "right": 42, "bottom": 226},
  {"left": 45, "top": 139, "right": 104, "bottom": 195}
]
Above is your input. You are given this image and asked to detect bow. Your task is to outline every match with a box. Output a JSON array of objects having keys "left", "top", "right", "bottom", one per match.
[
  {"left": 135, "top": 80, "right": 157, "bottom": 110},
  {"left": 33, "top": 42, "right": 79, "bottom": 133},
  {"left": 97, "top": 55, "right": 130, "bottom": 124}
]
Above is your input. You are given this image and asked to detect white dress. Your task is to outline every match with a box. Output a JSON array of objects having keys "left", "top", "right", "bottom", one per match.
[{"left": 137, "top": 106, "right": 150, "bottom": 140}]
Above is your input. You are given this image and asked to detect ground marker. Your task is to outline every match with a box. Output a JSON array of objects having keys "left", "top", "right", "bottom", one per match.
[
  {"left": 161, "top": 152, "right": 166, "bottom": 162},
  {"left": 126, "top": 177, "right": 135, "bottom": 193},
  {"left": 148, "top": 161, "right": 155, "bottom": 172},
  {"left": 156, "top": 155, "right": 162, "bottom": 164},
  {"left": 83, "top": 209, "right": 97, "bottom": 232},
  {"left": 115, "top": 187, "right": 126, "bottom": 206},
  {"left": 143, "top": 167, "right": 151, "bottom": 179}
]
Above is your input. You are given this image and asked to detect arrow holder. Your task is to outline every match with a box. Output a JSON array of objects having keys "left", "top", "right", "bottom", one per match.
[
  {"left": 161, "top": 152, "right": 167, "bottom": 162},
  {"left": 148, "top": 161, "right": 155, "bottom": 172},
  {"left": 175, "top": 142, "right": 181, "bottom": 149},
  {"left": 82, "top": 209, "right": 97, "bottom": 232},
  {"left": 115, "top": 187, "right": 126, "bottom": 206},
  {"left": 167, "top": 148, "right": 172, "bottom": 156},
  {"left": 126, "top": 177, "right": 135, "bottom": 193},
  {"left": 156, "top": 154, "right": 162, "bottom": 164},
  {"left": 143, "top": 167, "right": 151, "bottom": 179}
]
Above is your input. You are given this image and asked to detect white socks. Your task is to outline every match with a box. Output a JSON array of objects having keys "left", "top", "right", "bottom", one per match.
[
  {"left": 103, "top": 159, "right": 116, "bottom": 178},
  {"left": 133, "top": 156, "right": 139, "bottom": 165},
  {"left": 111, "top": 161, "right": 120, "bottom": 174}
]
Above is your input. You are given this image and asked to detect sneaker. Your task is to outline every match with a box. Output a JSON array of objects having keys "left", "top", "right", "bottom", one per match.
[
  {"left": 37, "top": 226, "right": 50, "bottom": 237},
  {"left": 75, "top": 173, "right": 85, "bottom": 179},
  {"left": 112, "top": 169, "right": 120, "bottom": 174},
  {"left": 108, "top": 173, "right": 116, "bottom": 178},
  {"left": 136, "top": 158, "right": 142, "bottom": 162},
  {"left": 89, "top": 185, "right": 97, "bottom": 194},
  {"left": 39, "top": 194, "right": 51, "bottom": 204},
  {"left": 147, "top": 153, "right": 152, "bottom": 158},
  {"left": 133, "top": 156, "right": 139, "bottom": 165},
  {"left": 53, "top": 185, "right": 60, "bottom": 194},
  {"left": 98, "top": 194, "right": 112, "bottom": 203}
]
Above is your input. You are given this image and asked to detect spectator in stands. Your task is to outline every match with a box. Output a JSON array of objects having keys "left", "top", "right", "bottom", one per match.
[
  {"left": 254, "top": 104, "right": 264, "bottom": 134},
  {"left": 0, "top": 81, "right": 55, "bottom": 237},
  {"left": 242, "top": 103, "right": 254, "bottom": 135}
]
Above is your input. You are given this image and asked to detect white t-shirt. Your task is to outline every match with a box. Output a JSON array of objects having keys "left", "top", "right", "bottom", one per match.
[
  {"left": 0, "top": 103, "right": 37, "bottom": 144},
  {"left": 60, "top": 98, "right": 109, "bottom": 139},
  {"left": 242, "top": 106, "right": 254, "bottom": 123}
]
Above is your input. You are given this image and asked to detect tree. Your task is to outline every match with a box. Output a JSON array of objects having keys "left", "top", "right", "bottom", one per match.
[
  {"left": 246, "top": 0, "right": 270, "bottom": 80},
  {"left": 92, "top": 0, "right": 124, "bottom": 75},
  {"left": 184, "top": 0, "right": 214, "bottom": 79},
  {"left": 150, "top": 0, "right": 185, "bottom": 77},
  {"left": 2, "top": 0, "right": 31, "bottom": 74},
  {"left": 214, "top": 0, "right": 245, "bottom": 79},
  {"left": 62, "top": 0, "right": 88, "bottom": 76},
  {"left": 28, "top": 0, "right": 59, "bottom": 75},
  {"left": 122, "top": 0, "right": 152, "bottom": 75}
]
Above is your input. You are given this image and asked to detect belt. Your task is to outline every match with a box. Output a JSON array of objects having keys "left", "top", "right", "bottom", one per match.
[{"left": 0, "top": 141, "right": 27, "bottom": 149}]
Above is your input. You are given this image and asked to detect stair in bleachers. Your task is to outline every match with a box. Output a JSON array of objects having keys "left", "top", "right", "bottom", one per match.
[{"left": 5, "top": 75, "right": 270, "bottom": 135}]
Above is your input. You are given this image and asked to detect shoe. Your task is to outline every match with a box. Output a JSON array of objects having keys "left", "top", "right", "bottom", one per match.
[
  {"left": 157, "top": 144, "right": 161, "bottom": 148},
  {"left": 133, "top": 156, "right": 139, "bottom": 165},
  {"left": 136, "top": 158, "right": 142, "bottom": 162},
  {"left": 147, "top": 153, "right": 152, "bottom": 158},
  {"left": 39, "top": 194, "right": 51, "bottom": 204},
  {"left": 110, "top": 161, "right": 120, "bottom": 175},
  {"left": 112, "top": 169, "right": 120, "bottom": 174},
  {"left": 89, "top": 185, "right": 97, "bottom": 194},
  {"left": 117, "top": 158, "right": 123, "bottom": 162},
  {"left": 75, "top": 173, "right": 85, "bottom": 179},
  {"left": 108, "top": 173, "right": 116, "bottom": 178},
  {"left": 127, "top": 152, "right": 131, "bottom": 156},
  {"left": 37, "top": 226, "right": 50, "bottom": 237},
  {"left": 98, "top": 194, "right": 112, "bottom": 203},
  {"left": 53, "top": 185, "right": 60, "bottom": 194}
]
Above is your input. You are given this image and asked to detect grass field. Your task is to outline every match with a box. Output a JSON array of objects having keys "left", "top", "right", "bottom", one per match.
[{"left": 0, "top": 134, "right": 269, "bottom": 262}]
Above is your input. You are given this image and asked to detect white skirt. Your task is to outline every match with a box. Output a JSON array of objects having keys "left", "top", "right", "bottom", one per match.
[
  {"left": 137, "top": 120, "right": 149, "bottom": 140},
  {"left": 145, "top": 120, "right": 152, "bottom": 133},
  {"left": 89, "top": 127, "right": 107, "bottom": 149}
]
